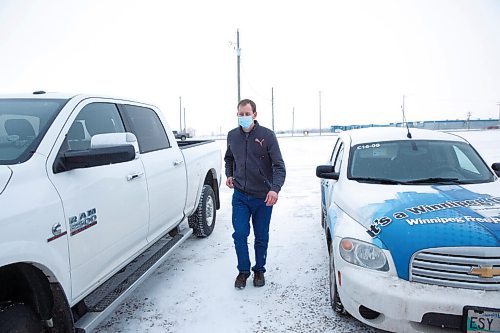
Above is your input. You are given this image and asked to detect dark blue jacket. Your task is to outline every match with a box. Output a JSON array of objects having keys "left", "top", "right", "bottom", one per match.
[{"left": 224, "top": 121, "right": 286, "bottom": 199}]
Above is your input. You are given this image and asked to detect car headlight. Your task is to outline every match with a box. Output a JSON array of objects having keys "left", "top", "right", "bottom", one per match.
[{"left": 339, "top": 238, "right": 389, "bottom": 271}]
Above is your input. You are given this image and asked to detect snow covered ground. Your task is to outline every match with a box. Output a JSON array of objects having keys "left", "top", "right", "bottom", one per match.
[{"left": 95, "top": 129, "right": 499, "bottom": 333}]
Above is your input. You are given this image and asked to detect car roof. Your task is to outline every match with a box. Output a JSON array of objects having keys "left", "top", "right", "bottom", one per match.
[{"left": 339, "top": 126, "right": 468, "bottom": 146}]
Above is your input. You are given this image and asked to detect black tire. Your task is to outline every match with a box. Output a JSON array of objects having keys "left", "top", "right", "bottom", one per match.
[
  {"left": 321, "top": 207, "right": 326, "bottom": 229},
  {"left": 0, "top": 303, "right": 43, "bottom": 333},
  {"left": 329, "top": 242, "right": 346, "bottom": 315},
  {"left": 188, "top": 185, "right": 216, "bottom": 237},
  {"left": 180, "top": 135, "right": 186, "bottom": 141}
]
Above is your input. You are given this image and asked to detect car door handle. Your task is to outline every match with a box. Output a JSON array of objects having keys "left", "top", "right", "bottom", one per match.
[
  {"left": 127, "top": 172, "right": 144, "bottom": 181},
  {"left": 173, "top": 160, "right": 184, "bottom": 166}
]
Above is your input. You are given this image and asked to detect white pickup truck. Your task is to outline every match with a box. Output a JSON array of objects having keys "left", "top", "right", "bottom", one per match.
[{"left": 0, "top": 92, "right": 222, "bottom": 332}]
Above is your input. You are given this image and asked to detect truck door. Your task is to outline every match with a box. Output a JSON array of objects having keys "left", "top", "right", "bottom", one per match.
[
  {"left": 120, "top": 104, "right": 187, "bottom": 242},
  {"left": 47, "top": 101, "right": 149, "bottom": 299}
]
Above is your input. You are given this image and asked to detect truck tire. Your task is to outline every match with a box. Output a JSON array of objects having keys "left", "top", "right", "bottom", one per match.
[
  {"left": 188, "top": 185, "right": 216, "bottom": 237},
  {"left": 329, "top": 242, "right": 346, "bottom": 315},
  {"left": 180, "top": 135, "right": 186, "bottom": 141},
  {"left": 0, "top": 303, "right": 43, "bottom": 333}
]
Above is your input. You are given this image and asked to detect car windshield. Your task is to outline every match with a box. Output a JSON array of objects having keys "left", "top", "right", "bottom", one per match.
[
  {"left": 348, "top": 140, "right": 494, "bottom": 184},
  {"left": 0, "top": 98, "right": 67, "bottom": 165}
]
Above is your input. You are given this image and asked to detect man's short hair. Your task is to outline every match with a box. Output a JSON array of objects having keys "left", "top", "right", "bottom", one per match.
[{"left": 237, "top": 99, "right": 256, "bottom": 113}]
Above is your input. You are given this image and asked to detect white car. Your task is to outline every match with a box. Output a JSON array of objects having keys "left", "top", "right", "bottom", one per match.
[{"left": 316, "top": 127, "right": 500, "bottom": 333}]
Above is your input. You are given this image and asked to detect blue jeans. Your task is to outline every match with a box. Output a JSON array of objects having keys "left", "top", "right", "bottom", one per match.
[{"left": 232, "top": 189, "right": 273, "bottom": 274}]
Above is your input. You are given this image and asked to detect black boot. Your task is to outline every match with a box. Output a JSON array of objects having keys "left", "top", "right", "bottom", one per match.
[
  {"left": 234, "top": 273, "right": 250, "bottom": 289},
  {"left": 253, "top": 272, "right": 265, "bottom": 287}
]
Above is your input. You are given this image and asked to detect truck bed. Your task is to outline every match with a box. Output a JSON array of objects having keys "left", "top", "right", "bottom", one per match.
[{"left": 177, "top": 139, "right": 215, "bottom": 149}]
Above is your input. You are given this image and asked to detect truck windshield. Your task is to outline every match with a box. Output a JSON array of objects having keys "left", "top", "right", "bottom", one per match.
[
  {"left": 349, "top": 140, "right": 494, "bottom": 184},
  {"left": 0, "top": 98, "right": 67, "bottom": 165}
]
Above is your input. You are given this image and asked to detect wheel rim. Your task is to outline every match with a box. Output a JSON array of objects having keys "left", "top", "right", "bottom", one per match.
[{"left": 205, "top": 195, "right": 214, "bottom": 226}]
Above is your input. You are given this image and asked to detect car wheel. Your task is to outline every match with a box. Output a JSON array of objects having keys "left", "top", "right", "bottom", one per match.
[
  {"left": 180, "top": 135, "right": 186, "bottom": 141},
  {"left": 321, "top": 207, "right": 326, "bottom": 228},
  {"left": 188, "top": 185, "right": 216, "bottom": 237},
  {"left": 329, "top": 242, "right": 346, "bottom": 315},
  {"left": 0, "top": 303, "right": 43, "bottom": 333}
]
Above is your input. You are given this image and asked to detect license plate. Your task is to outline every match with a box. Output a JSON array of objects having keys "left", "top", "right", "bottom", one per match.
[{"left": 463, "top": 306, "right": 500, "bottom": 333}]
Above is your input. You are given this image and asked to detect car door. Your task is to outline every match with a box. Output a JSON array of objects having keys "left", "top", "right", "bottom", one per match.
[
  {"left": 47, "top": 100, "right": 149, "bottom": 299},
  {"left": 120, "top": 104, "right": 187, "bottom": 242}
]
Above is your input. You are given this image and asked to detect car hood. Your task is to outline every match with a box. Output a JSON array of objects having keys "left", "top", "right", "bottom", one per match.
[
  {"left": 336, "top": 181, "right": 500, "bottom": 280},
  {"left": 0, "top": 165, "right": 12, "bottom": 195}
]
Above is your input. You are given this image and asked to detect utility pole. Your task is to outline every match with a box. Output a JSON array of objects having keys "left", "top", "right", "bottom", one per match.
[
  {"left": 402, "top": 95, "right": 406, "bottom": 125},
  {"left": 319, "top": 91, "right": 322, "bottom": 135},
  {"left": 271, "top": 87, "right": 275, "bottom": 132},
  {"left": 179, "top": 96, "right": 182, "bottom": 132},
  {"left": 497, "top": 102, "right": 500, "bottom": 124},
  {"left": 183, "top": 107, "right": 186, "bottom": 132},
  {"left": 292, "top": 106, "right": 295, "bottom": 136},
  {"left": 237, "top": 29, "right": 241, "bottom": 103}
]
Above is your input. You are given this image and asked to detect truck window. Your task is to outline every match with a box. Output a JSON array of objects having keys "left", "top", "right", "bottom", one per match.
[
  {"left": 0, "top": 98, "right": 67, "bottom": 164},
  {"left": 121, "top": 105, "right": 171, "bottom": 153},
  {"left": 61, "top": 103, "right": 125, "bottom": 153}
]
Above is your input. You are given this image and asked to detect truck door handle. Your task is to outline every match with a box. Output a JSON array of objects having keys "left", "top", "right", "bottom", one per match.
[
  {"left": 173, "top": 160, "right": 184, "bottom": 166},
  {"left": 127, "top": 172, "right": 144, "bottom": 181}
]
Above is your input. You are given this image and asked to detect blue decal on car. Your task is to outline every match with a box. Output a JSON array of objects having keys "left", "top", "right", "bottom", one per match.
[{"left": 365, "top": 186, "right": 500, "bottom": 280}]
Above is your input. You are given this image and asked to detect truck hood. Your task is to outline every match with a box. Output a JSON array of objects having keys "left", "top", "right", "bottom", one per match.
[
  {"left": 336, "top": 181, "right": 500, "bottom": 280},
  {"left": 0, "top": 166, "right": 12, "bottom": 195}
]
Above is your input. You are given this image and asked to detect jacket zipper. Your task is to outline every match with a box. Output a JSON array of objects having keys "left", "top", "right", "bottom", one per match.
[{"left": 244, "top": 134, "right": 248, "bottom": 192}]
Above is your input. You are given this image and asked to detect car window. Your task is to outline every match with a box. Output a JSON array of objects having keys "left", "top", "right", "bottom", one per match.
[
  {"left": 60, "top": 103, "right": 125, "bottom": 153},
  {"left": 121, "top": 105, "right": 170, "bottom": 153},
  {"left": 333, "top": 143, "right": 344, "bottom": 173},
  {"left": 453, "top": 145, "right": 480, "bottom": 174},
  {"left": 349, "top": 140, "right": 493, "bottom": 183},
  {"left": 329, "top": 138, "right": 340, "bottom": 163}
]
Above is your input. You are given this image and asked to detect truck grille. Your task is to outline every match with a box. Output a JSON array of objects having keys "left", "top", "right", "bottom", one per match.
[{"left": 410, "top": 247, "right": 500, "bottom": 291}]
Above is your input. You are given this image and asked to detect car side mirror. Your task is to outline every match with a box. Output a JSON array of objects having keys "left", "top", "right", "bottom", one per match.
[
  {"left": 316, "top": 165, "right": 340, "bottom": 180},
  {"left": 492, "top": 163, "right": 500, "bottom": 176}
]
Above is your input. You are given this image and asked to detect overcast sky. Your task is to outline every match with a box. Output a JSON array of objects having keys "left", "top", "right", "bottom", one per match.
[{"left": 1, "top": 0, "right": 499, "bottom": 135}]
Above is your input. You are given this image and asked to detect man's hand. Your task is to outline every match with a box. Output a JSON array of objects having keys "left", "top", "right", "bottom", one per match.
[
  {"left": 226, "top": 176, "right": 234, "bottom": 188},
  {"left": 265, "top": 190, "right": 278, "bottom": 206}
]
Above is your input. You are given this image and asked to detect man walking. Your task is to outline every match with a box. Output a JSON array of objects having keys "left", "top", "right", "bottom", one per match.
[{"left": 224, "top": 99, "right": 286, "bottom": 289}]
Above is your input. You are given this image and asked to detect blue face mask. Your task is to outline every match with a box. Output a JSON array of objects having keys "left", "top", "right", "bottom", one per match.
[{"left": 238, "top": 115, "right": 254, "bottom": 129}]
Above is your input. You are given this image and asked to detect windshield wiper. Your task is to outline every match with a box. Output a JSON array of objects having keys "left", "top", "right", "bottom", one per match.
[
  {"left": 350, "top": 177, "right": 403, "bottom": 184},
  {"left": 403, "top": 177, "right": 462, "bottom": 184}
]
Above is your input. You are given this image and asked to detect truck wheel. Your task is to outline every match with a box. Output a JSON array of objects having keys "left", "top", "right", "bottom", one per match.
[
  {"left": 180, "top": 135, "right": 186, "bottom": 141},
  {"left": 188, "top": 185, "right": 216, "bottom": 237},
  {"left": 329, "top": 242, "right": 346, "bottom": 315},
  {"left": 0, "top": 303, "right": 43, "bottom": 333}
]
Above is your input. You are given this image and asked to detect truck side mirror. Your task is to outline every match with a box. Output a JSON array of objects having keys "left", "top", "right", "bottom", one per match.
[
  {"left": 53, "top": 133, "right": 138, "bottom": 173},
  {"left": 492, "top": 163, "right": 500, "bottom": 176},
  {"left": 91, "top": 132, "right": 139, "bottom": 157},
  {"left": 316, "top": 165, "right": 340, "bottom": 180}
]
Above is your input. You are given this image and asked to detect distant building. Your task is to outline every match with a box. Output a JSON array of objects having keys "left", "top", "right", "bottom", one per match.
[{"left": 331, "top": 119, "right": 499, "bottom": 132}]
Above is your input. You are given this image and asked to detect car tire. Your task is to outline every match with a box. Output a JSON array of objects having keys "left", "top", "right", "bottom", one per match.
[
  {"left": 0, "top": 303, "right": 43, "bottom": 333},
  {"left": 180, "top": 135, "right": 186, "bottom": 141},
  {"left": 321, "top": 207, "right": 326, "bottom": 228},
  {"left": 329, "top": 242, "right": 346, "bottom": 315},
  {"left": 188, "top": 185, "right": 216, "bottom": 237}
]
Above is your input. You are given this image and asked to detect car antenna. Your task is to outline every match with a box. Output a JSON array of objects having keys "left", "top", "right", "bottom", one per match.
[{"left": 401, "top": 95, "right": 412, "bottom": 138}]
